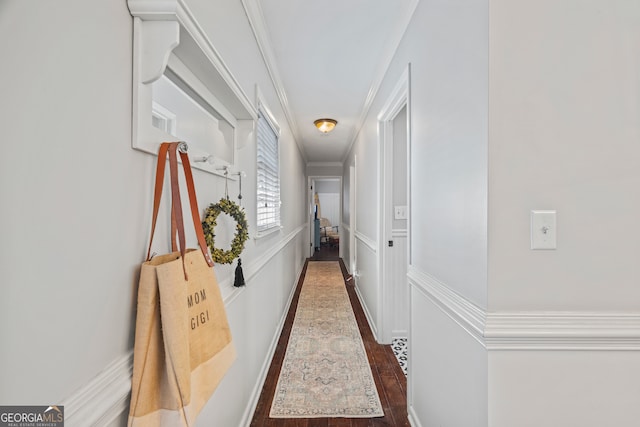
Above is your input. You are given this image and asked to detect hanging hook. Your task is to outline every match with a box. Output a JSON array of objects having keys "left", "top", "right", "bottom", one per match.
[
  {"left": 177, "top": 141, "right": 188, "bottom": 153},
  {"left": 237, "top": 172, "right": 243, "bottom": 206},
  {"left": 224, "top": 167, "right": 229, "bottom": 200},
  {"left": 193, "top": 154, "right": 214, "bottom": 164}
]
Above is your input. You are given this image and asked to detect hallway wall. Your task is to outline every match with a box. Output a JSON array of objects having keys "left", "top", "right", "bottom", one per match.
[
  {"left": 343, "top": 0, "right": 489, "bottom": 424},
  {"left": 487, "top": 0, "right": 640, "bottom": 424},
  {"left": 343, "top": 0, "right": 640, "bottom": 426},
  {"left": 0, "top": 1, "right": 307, "bottom": 426}
]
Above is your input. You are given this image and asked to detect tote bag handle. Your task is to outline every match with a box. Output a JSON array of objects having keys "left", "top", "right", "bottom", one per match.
[{"left": 146, "top": 142, "right": 214, "bottom": 277}]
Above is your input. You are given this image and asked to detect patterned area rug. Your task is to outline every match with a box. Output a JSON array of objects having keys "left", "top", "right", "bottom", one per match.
[{"left": 269, "top": 261, "right": 384, "bottom": 418}]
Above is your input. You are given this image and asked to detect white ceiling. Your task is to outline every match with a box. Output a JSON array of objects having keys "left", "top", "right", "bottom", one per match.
[{"left": 243, "top": 0, "right": 419, "bottom": 164}]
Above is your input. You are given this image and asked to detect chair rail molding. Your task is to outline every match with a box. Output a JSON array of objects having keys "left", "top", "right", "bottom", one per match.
[
  {"left": 354, "top": 230, "right": 377, "bottom": 254},
  {"left": 407, "top": 266, "right": 640, "bottom": 351},
  {"left": 128, "top": 0, "right": 257, "bottom": 175},
  {"left": 484, "top": 312, "right": 640, "bottom": 351},
  {"left": 408, "top": 266, "right": 486, "bottom": 346},
  {"left": 61, "top": 352, "right": 133, "bottom": 427}
]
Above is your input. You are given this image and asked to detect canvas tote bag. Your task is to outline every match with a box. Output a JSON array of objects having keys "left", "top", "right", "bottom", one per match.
[{"left": 129, "top": 142, "right": 236, "bottom": 426}]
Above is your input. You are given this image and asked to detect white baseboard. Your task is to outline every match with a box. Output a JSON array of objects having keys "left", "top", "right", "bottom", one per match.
[
  {"left": 61, "top": 352, "right": 133, "bottom": 427},
  {"left": 392, "top": 330, "right": 408, "bottom": 339},
  {"left": 408, "top": 404, "right": 423, "bottom": 427},
  {"left": 354, "top": 283, "right": 378, "bottom": 341}
]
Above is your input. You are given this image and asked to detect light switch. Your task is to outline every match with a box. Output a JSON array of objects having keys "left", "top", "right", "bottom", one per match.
[
  {"left": 531, "top": 210, "right": 556, "bottom": 250},
  {"left": 394, "top": 205, "right": 407, "bottom": 220}
]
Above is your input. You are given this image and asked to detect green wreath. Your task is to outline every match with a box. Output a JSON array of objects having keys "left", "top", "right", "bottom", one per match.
[{"left": 202, "top": 198, "right": 249, "bottom": 264}]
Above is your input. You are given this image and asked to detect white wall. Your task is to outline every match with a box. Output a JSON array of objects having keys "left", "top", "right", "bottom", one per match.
[
  {"left": 487, "top": 1, "right": 640, "bottom": 424},
  {"left": 489, "top": 0, "right": 640, "bottom": 312},
  {"left": 307, "top": 164, "right": 343, "bottom": 177},
  {"left": 392, "top": 106, "right": 408, "bottom": 231},
  {"left": 315, "top": 179, "right": 340, "bottom": 194},
  {"left": 0, "top": 1, "right": 308, "bottom": 426},
  {"left": 343, "top": 0, "right": 489, "bottom": 423},
  {"left": 342, "top": 0, "right": 640, "bottom": 424},
  {"left": 401, "top": 0, "right": 489, "bottom": 309},
  {"left": 317, "top": 193, "right": 339, "bottom": 226}
]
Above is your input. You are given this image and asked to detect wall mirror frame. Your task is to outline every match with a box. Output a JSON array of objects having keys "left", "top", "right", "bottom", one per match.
[{"left": 128, "top": 0, "right": 257, "bottom": 177}]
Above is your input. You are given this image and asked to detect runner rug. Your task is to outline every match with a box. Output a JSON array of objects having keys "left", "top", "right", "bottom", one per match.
[{"left": 269, "top": 261, "right": 384, "bottom": 418}]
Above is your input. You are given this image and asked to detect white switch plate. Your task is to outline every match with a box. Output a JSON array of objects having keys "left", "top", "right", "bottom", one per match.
[
  {"left": 531, "top": 210, "right": 556, "bottom": 250},
  {"left": 394, "top": 205, "right": 407, "bottom": 220}
]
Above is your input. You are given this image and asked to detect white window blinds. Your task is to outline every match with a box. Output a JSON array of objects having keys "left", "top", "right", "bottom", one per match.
[{"left": 256, "top": 110, "right": 280, "bottom": 232}]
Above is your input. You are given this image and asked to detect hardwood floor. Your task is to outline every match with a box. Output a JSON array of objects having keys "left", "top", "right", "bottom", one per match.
[
  {"left": 250, "top": 258, "right": 409, "bottom": 427},
  {"left": 310, "top": 245, "right": 340, "bottom": 261}
]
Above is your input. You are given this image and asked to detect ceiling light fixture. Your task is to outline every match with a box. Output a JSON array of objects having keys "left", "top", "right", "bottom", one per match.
[{"left": 314, "top": 118, "right": 338, "bottom": 133}]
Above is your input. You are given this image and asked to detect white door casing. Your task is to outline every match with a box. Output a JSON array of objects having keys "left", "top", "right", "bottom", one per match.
[{"left": 377, "top": 65, "right": 411, "bottom": 345}]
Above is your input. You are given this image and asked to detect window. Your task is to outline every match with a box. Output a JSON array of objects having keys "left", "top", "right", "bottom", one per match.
[{"left": 256, "top": 109, "right": 281, "bottom": 233}]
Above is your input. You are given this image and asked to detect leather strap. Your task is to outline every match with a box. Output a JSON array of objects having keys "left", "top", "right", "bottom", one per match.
[
  {"left": 146, "top": 142, "right": 214, "bottom": 279},
  {"left": 146, "top": 143, "right": 170, "bottom": 261},
  {"left": 167, "top": 143, "right": 188, "bottom": 279},
  {"left": 179, "top": 150, "right": 214, "bottom": 267}
]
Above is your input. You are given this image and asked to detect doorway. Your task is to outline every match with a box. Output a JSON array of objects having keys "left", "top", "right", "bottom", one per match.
[
  {"left": 378, "top": 66, "right": 411, "bottom": 347},
  {"left": 308, "top": 176, "right": 342, "bottom": 260}
]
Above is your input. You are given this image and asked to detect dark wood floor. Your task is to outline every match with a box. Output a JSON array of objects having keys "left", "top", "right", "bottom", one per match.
[
  {"left": 250, "top": 257, "right": 409, "bottom": 427},
  {"left": 310, "top": 244, "right": 340, "bottom": 261}
]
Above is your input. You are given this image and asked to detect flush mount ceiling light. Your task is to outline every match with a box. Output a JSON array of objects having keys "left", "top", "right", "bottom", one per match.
[{"left": 314, "top": 118, "right": 338, "bottom": 133}]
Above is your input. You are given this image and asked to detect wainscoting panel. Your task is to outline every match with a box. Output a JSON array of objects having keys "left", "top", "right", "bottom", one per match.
[
  {"left": 354, "top": 231, "right": 379, "bottom": 341},
  {"left": 408, "top": 276, "right": 488, "bottom": 427},
  {"left": 62, "top": 226, "right": 307, "bottom": 427},
  {"left": 390, "top": 229, "right": 408, "bottom": 338}
]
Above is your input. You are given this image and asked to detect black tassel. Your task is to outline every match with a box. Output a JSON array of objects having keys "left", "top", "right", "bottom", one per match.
[{"left": 234, "top": 258, "right": 245, "bottom": 287}]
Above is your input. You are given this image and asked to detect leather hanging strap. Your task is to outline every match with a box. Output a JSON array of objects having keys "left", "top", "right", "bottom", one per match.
[
  {"left": 179, "top": 150, "right": 214, "bottom": 267},
  {"left": 167, "top": 143, "right": 188, "bottom": 279},
  {"left": 146, "top": 142, "right": 214, "bottom": 278},
  {"left": 146, "top": 143, "right": 170, "bottom": 262}
]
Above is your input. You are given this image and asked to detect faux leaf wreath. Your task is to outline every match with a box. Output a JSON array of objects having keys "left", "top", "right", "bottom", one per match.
[{"left": 202, "top": 197, "right": 249, "bottom": 264}]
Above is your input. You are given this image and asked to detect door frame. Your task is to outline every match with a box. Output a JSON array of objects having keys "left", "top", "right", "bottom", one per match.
[
  {"left": 349, "top": 159, "right": 357, "bottom": 273},
  {"left": 377, "top": 64, "right": 412, "bottom": 344},
  {"left": 308, "top": 176, "right": 343, "bottom": 258}
]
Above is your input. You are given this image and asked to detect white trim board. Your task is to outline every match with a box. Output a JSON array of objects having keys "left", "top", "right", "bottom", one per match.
[
  {"left": 219, "top": 224, "right": 306, "bottom": 303},
  {"left": 61, "top": 352, "right": 133, "bottom": 427},
  {"left": 354, "top": 282, "right": 379, "bottom": 342},
  {"left": 306, "top": 162, "right": 344, "bottom": 168},
  {"left": 408, "top": 267, "right": 486, "bottom": 346},
  {"left": 408, "top": 266, "right": 640, "bottom": 351},
  {"left": 354, "top": 231, "right": 377, "bottom": 254}
]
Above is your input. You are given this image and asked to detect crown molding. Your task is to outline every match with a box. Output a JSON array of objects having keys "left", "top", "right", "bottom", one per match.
[
  {"left": 307, "top": 162, "right": 344, "bottom": 168},
  {"left": 341, "top": 0, "right": 420, "bottom": 163},
  {"left": 241, "top": 0, "right": 307, "bottom": 162}
]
